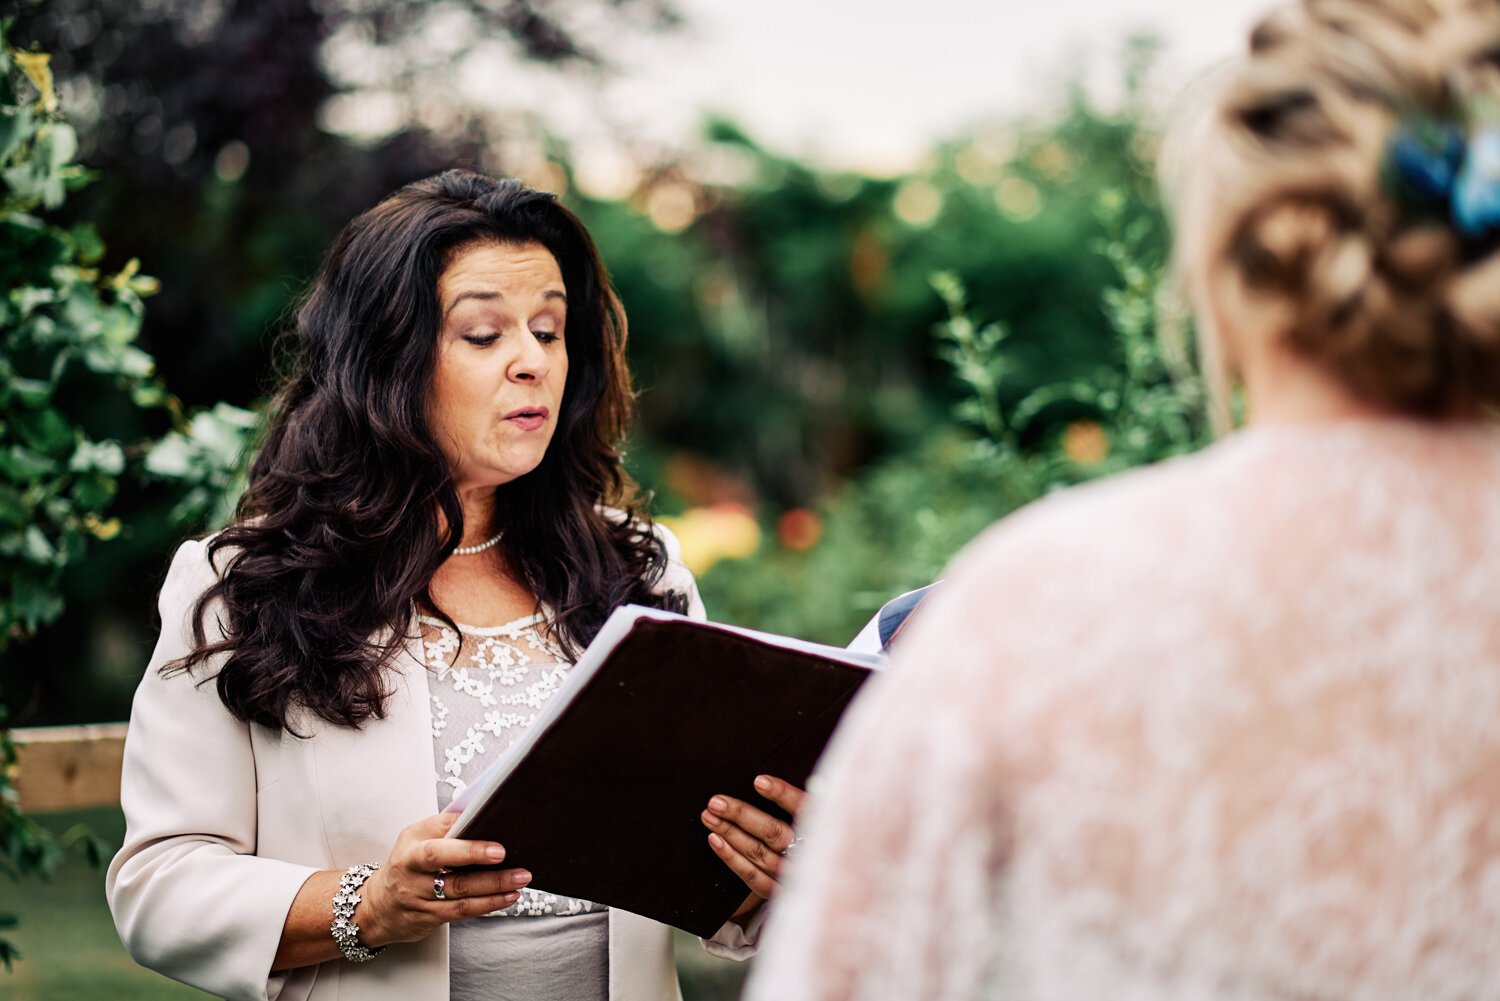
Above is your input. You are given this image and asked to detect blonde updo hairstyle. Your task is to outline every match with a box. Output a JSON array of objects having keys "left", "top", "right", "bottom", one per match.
[{"left": 1168, "top": 0, "right": 1500, "bottom": 423}]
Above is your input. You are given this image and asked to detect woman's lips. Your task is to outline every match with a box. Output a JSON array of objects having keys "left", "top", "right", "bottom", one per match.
[{"left": 504, "top": 406, "right": 549, "bottom": 432}]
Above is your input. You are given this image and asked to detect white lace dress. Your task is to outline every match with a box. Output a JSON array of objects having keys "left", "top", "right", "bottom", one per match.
[
  {"left": 419, "top": 612, "right": 609, "bottom": 1001},
  {"left": 747, "top": 419, "right": 1500, "bottom": 1001}
]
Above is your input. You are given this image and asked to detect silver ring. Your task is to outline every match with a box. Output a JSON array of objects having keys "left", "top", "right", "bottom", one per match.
[
  {"left": 433, "top": 875, "right": 447, "bottom": 900},
  {"left": 780, "top": 834, "right": 804, "bottom": 859}
]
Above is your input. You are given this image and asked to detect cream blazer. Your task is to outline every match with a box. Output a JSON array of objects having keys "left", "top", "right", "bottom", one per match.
[{"left": 107, "top": 530, "right": 759, "bottom": 1001}]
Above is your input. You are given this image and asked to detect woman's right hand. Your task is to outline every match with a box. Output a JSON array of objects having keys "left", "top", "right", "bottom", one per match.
[{"left": 360, "top": 812, "right": 533, "bottom": 947}]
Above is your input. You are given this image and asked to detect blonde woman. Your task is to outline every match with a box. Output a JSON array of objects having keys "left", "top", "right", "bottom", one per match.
[{"left": 747, "top": 1, "right": 1500, "bottom": 998}]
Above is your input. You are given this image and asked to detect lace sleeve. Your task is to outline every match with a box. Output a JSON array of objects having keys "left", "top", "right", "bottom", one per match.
[{"left": 744, "top": 549, "right": 1019, "bottom": 1001}]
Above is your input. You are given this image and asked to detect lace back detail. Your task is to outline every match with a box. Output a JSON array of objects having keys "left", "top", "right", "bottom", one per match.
[{"left": 746, "top": 422, "right": 1500, "bottom": 1001}]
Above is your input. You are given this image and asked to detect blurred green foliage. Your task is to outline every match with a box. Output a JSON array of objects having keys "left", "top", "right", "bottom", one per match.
[
  {"left": 0, "top": 0, "right": 1207, "bottom": 729},
  {"left": 0, "top": 6, "right": 1220, "bottom": 987},
  {"left": 0, "top": 24, "right": 139, "bottom": 968},
  {"left": 0, "top": 42, "right": 154, "bottom": 646},
  {"left": 570, "top": 91, "right": 1172, "bottom": 508},
  {"left": 696, "top": 99, "right": 1211, "bottom": 645},
  {"left": 0, "top": 24, "right": 257, "bottom": 968}
]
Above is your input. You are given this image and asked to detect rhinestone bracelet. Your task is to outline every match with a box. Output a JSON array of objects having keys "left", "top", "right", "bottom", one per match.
[{"left": 331, "top": 863, "right": 386, "bottom": 963}]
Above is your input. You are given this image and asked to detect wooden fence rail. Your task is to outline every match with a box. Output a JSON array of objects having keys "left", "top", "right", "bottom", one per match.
[{"left": 10, "top": 723, "right": 128, "bottom": 813}]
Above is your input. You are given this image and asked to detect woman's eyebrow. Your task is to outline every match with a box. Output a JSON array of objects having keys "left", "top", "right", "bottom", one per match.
[
  {"left": 444, "top": 290, "right": 499, "bottom": 319},
  {"left": 443, "top": 288, "right": 566, "bottom": 319}
]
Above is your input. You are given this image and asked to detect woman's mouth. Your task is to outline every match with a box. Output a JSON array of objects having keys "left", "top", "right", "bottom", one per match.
[{"left": 503, "top": 406, "right": 549, "bottom": 432}]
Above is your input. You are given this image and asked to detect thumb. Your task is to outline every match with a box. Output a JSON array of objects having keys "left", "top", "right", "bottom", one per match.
[{"left": 409, "top": 810, "right": 461, "bottom": 840}]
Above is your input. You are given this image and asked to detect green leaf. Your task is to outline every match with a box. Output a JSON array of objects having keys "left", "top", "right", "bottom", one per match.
[
  {"left": 21, "top": 524, "right": 56, "bottom": 564},
  {"left": 68, "top": 439, "right": 125, "bottom": 476},
  {"left": 69, "top": 471, "right": 116, "bottom": 510},
  {"left": 68, "top": 223, "right": 104, "bottom": 265},
  {"left": 8, "top": 574, "right": 65, "bottom": 631},
  {"left": 0, "top": 445, "right": 55, "bottom": 481},
  {"left": 100, "top": 301, "right": 145, "bottom": 346},
  {"left": 81, "top": 341, "right": 154, "bottom": 379},
  {"left": 168, "top": 486, "right": 211, "bottom": 526},
  {"left": 8, "top": 377, "right": 50, "bottom": 408},
  {"left": 0, "top": 105, "right": 32, "bottom": 164},
  {"left": 0, "top": 484, "right": 27, "bottom": 526},
  {"left": 46, "top": 123, "right": 76, "bottom": 170},
  {"left": 59, "top": 286, "right": 106, "bottom": 340},
  {"left": 130, "top": 382, "right": 168, "bottom": 408},
  {"left": 192, "top": 403, "right": 258, "bottom": 455},
  {"left": 2, "top": 161, "right": 40, "bottom": 205},
  {"left": 9, "top": 285, "right": 54, "bottom": 317},
  {"left": 28, "top": 123, "right": 76, "bottom": 209},
  {"left": 58, "top": 527, "right": 88, "bottom": 562},
  {"left": 143, "top": 434, "right": 194, "bottom": 478},
  {"left": 12, "top": 407, "right": 71, "bottom": 454}
]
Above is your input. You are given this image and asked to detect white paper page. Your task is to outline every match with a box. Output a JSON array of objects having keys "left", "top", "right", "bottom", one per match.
[{"left": 847, "top": 613, "right": 884, "bottom": 654}]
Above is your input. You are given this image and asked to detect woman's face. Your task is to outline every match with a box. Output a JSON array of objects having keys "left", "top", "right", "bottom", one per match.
[{"left": 429, "top": 240, "right": 570, "bottom": 492}]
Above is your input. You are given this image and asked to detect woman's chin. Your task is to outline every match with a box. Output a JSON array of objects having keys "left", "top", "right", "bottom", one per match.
[{"left": 454, "top": 455, "right": 550, "bottom": 492}]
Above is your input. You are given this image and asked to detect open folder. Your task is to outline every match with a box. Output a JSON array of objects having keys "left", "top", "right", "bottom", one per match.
[{"left": 444, "top": 604, "right": 884, "bottom": 936}]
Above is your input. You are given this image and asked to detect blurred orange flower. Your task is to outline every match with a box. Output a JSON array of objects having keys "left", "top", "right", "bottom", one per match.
[
  {"left": 1063, "top": 420, "right": 1109, "bottom": 465},
  {"left": 777, "top": 508, "right": 824, "bottom": 552}
]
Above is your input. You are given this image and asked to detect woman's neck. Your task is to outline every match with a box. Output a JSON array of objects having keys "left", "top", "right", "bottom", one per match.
[
  {"left": 1240, "top": 342, "right": 1390, "bottom": 428},
  {"left": 427, "top": 483, "right": 537, "bottom": 624},
  {"left": 447, "top": 484, "right": 499, "bottom": 549}
]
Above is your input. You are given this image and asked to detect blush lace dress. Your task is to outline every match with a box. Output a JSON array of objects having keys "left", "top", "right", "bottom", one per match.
[{"left": 747, "top": 419, "right": 1500, "bottom": 1001}]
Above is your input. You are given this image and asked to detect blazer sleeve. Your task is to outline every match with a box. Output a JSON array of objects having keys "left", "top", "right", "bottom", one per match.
[
  {"left": 105, "top": 538, "right": 321, "bottom": 1001},
  {"left": 653, "top": 520, "right": 707, "bottom": 622}
]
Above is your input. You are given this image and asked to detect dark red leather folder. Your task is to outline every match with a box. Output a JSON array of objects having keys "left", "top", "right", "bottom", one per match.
[{"left": 446, "top": 606, "right": 880, "bottom": 936}]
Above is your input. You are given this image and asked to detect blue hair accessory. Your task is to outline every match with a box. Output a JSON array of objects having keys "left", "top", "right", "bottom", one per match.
[
  {"left": 1386, "top": 119, "right": 1500, "bottom": 237},
  {"left": 1453, "top": 128, "right": 1500, "bottom": 236}
]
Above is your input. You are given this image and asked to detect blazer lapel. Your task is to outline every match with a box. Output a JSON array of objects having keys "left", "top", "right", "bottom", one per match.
[{"left": 311, "top": 636, "right": 439, "bottom": 866}]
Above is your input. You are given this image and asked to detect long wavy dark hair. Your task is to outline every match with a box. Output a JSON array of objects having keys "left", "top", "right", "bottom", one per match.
[{"left": 165, "top": 169, "right": 686, "bottom": 733}]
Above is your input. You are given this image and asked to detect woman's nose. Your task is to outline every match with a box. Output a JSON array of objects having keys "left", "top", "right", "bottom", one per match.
[{"left": 507, "top": 329, "right": 551, "bottom": 383}]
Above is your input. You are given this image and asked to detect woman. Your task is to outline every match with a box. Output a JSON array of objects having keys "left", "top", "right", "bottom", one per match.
[
  {"left": 106, "top": 171, "right": 801, "bottom": 1001},
  {"left": 748, "top": 1, "right": 1500, "bottom": 998}
]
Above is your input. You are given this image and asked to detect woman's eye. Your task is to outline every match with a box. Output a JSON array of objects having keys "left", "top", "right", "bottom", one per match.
[
  {"left": 533, "top": 329, "right": 561, "bottom": 344},
  {"left": 462, "top": 332, "right": 499, "bottom": 347}
]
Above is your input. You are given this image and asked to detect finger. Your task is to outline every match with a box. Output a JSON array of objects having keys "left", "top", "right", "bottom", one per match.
[
  {"left": 443, "top": 868, "right": 532, "bottom": 899},
  {"left": 445, "top": 891, "right": 522, "bottom": 920},
  {"left": 411, "top": 836, "right": 507, "bottom": 872},
  {"left": 705, "top": 795, "right": 794, "bottom": 850},
  {"left": 702, "top": 810, "right": 782, "bottom": 878},
  {"left": 754, "top": 774, "right": 807, "bottom": 816},
  {"left": 707, "top": 832, "right": 778, "bottom": 899}
]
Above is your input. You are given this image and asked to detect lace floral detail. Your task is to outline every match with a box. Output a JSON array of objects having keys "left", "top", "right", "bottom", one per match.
[
  {"left": 418, "top": 612, "right": 605, "bottom": 919},
  {"left": 748, "top": 421, "right": 1500, "bottom": 1001}
]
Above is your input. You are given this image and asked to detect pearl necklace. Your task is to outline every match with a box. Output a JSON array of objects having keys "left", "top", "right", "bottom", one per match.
[{"left": 451, "top": 530, "right": 505, "bottom": 556}]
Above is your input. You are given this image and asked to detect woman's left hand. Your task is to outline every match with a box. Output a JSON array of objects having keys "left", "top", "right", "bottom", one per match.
[{"left": 702, "top": 773, "right": 806, "bottom": 917}]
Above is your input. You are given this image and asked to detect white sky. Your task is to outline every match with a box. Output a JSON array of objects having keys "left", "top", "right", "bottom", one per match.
[
  {"left": 590, "top": 0, "right": 1273, "bottom": 174},
  {"left": 324, "top": 0, "right": 1278, "bottom": 185}
]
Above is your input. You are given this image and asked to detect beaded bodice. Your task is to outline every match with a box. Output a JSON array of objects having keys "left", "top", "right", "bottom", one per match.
[{"left": 418, "top": 613, "right": 605, "bottom": 918}]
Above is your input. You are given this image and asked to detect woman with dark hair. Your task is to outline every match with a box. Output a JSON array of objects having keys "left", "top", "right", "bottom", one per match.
[{"left": 105, "top": 170, "right": 799, "bottom": 1001}]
